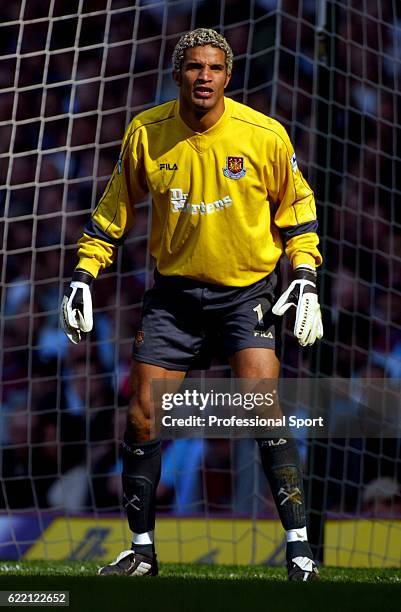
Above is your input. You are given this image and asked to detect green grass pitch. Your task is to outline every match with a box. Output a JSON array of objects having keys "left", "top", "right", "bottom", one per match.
[{"left": 0, "top": 562, "right": 400, "bottom": 611}]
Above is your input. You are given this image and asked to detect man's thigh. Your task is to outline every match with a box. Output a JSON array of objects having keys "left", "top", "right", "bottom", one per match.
[
  {"left": 229, "top": 347, "right": 280, "bottom": 378},
  {"left": 229, "top": 348, "right": 282, "bottom": 419}
]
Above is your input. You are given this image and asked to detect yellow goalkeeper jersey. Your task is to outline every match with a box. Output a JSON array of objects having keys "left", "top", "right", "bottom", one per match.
[{"left": 77, "top": 96, "right": 322, "bottom": 286}]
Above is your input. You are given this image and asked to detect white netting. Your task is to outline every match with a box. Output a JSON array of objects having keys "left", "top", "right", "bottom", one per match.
[{"left": 0, "top": 0, "right": 400, "bottom": 566}]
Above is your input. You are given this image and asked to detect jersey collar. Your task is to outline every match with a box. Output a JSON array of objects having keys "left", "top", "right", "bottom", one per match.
[{"left": 174, "top": 97, "right": 231, "bottom": 152}]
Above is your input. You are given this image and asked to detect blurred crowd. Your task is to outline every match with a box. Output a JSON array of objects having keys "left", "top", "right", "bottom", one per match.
[{"left": 0, "top": 0, "right": 400, "bottom": 521}]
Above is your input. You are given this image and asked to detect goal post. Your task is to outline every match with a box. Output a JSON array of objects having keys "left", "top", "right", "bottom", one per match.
[{"left": 306, "top": 0, "right": 338, "bottom": 564}]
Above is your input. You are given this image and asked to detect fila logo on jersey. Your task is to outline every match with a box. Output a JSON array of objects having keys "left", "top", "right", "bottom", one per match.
[
  {"left": 160, "top": 162, "right": 178, "bottom": 170},
  {"left": 223, "top": 156, "right": 246, "bottom": 179}
]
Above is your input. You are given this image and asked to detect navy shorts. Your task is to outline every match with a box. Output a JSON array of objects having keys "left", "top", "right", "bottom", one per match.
[{"left": 133, "top": 270, "right": 282, "bottom": 371}]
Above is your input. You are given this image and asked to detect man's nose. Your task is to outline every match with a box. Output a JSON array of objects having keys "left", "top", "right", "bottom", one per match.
[{"left": 198, "top": 67, "right": 211, "bottom": 80}]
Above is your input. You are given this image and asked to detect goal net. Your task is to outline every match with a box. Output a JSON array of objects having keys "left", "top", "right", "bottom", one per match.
[{"left": 0, "top": 0, "right": 400, "bottom": 567}]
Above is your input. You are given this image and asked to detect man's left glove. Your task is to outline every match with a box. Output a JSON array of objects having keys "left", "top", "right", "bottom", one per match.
[
  {"left": 272, "top": 266, "right": 323, "bottom": 347},
  {"left": 60, "top": 269, "right": 94, "bottom": 344}
]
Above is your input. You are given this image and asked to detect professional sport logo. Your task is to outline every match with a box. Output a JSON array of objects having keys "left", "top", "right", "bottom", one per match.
[{"left": 223, "top": 156, "right": 246, "bottom": 180}]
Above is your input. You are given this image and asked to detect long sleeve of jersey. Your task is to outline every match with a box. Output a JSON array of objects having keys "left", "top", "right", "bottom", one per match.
[
  {"left": 76, "top": 121, "right": 148, "bottom": 277},
  {"left": 269, "top": 121, "right": 322, "bottom": 270}
]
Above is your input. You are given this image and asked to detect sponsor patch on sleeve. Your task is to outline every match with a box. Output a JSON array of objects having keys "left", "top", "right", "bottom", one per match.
[{"left": 291, "top": 153, "right": 298, "bottom": 173}]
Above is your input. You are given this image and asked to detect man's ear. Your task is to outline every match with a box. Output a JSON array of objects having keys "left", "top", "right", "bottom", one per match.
[
  {"left": 172, "top": 70, "right": 182, "bottom": 87},
  {"left": 224, "top": 73, "right": 231, "bottom": 89}
]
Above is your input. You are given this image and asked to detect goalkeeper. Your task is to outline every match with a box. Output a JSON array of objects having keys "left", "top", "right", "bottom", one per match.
[{"left": 61, "top": 28, "right": 323, "bottom": 581}]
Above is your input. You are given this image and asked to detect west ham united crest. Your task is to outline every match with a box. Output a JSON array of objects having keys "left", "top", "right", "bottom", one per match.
[
  {"left": 135, "top": 330, "right": 145, "bottom": 347},
  {"left": 223, "top": 156, "right": 246, "bottom": 180}
]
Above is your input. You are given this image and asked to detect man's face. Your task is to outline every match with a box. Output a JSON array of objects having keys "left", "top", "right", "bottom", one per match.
[{"left": 173, "top": 45, "right": 231, "bottom": 112}]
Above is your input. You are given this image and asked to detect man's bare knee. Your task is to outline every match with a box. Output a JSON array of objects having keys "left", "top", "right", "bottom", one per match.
[
  {"left": 125, "top": 361, "right": 185, "bottom": 442},
  {"left": 126, "top": 397, "right": 156, "bottom": 441}
]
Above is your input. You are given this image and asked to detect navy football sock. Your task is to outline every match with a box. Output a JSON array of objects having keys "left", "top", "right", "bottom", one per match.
[
  {"left": 122, "top": 434, "right": 161, "bottom": 537},
  {"left": 257, "top": 436, "right": 306, "bottom": 530}
]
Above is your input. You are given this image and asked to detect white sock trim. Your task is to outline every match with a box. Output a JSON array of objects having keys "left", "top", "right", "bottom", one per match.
[
  {"left": 286, "top": 526, "right": 308, "bottom": 542},
  {"left": 132, "top": 531, "right": 154, "bottom": 545}
]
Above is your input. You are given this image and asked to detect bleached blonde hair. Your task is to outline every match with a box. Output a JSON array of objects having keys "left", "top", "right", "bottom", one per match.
[{"left": 172, "top": 28, "right": 233, "bottom": 75}]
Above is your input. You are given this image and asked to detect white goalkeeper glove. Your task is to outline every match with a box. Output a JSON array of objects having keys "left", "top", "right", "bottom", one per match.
[
  {"left": 60, "top": 269, "right": 94, "bottom": 344},
  {"left": 272, "top": 266, "right": 323, "bottom": 347}
]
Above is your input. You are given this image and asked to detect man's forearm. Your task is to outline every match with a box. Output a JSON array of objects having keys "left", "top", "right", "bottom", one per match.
[
  {"left": 284, "top": 231, "right": 322, "bottom": 270},
  {"left": 76, "top": 233, "right": 117, "bottom": 278}
]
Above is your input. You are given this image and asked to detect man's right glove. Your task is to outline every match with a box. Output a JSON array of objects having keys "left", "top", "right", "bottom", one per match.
[
  {"left": 60, "top": 269, "right": 94, "bottom": 344},
  {"left": 272, "top": 266, "right": 323, "bottom": 347}
]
